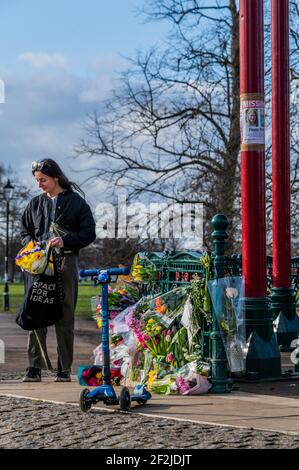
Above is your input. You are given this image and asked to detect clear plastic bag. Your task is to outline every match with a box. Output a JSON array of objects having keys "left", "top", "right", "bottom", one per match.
[{"left": 208, "top": 276, "right": 246, "bottom": 373}]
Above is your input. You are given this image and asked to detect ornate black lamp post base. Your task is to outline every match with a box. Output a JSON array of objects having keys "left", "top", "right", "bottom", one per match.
[
  {"left": 271, "top": 287, "right": 299, "bottom": 351},
  {"left": 244, "top": 297, "right": 281, "bottom": 379}
]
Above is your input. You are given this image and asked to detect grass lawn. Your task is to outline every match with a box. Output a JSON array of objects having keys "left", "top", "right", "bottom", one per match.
[{"left": 0, "top": 281, "right": 99, "bottom": 320}]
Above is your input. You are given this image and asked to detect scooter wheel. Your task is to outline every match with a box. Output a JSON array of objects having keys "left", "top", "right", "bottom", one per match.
[
  {"left": 119, "top": 387, "right": 131, "bottom": 411},
  {"left": 80, "top": 388, "right": 92, "bottom": 412}
]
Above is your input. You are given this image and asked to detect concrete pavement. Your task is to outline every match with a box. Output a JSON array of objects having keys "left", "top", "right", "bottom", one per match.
[
  {"left": 0, "top": 312, "right": 100, "bottom": 373},
  {"left": 1, "top": 312, "right": 299, "bottom": 444},
  {"left": 0, "top": 377, "right": 299, "bottom": 436}
]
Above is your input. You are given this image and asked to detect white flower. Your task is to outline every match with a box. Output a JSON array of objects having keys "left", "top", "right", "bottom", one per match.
[{"left": 226, "top": 287, "right": 239, "bottom": 299}]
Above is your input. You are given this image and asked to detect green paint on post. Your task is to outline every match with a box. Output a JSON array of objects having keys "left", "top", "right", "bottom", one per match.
[{"left": 210, "top": 214, "right": 231, "bottom": 393}]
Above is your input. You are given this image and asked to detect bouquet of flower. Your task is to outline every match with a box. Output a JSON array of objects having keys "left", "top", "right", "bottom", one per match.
[
  {"left": 146, "top": 287, "right": 190, "bottom": 328},
  {"left": 77, "top": 365, "right": 122, "bottom": 387},
  {"left": 89, "top": 278, "right": 212, "bottom": 394},
  {"left": 175, "top": 360, "right": 211, "bottom": 395},
  {"left": 208, "top": 276, "right": 246, "bottom": 373},
  {"left": 141, "top": 317, "right": 178, "bottom": 363},
  {"left": 15, "top": 240, "right": 54, "bottom": 276},
  {"left": 191, "top": 273, "right": 212, "bottom": 325},
  {"left": 91, "top": 284, "right": 139, "bottom": 329},
  {"left": 131, "top": 254, "right": 157, "bottom": 283},
  {"left": 147, "top": 372, "right": 177, "bottom": 395}
]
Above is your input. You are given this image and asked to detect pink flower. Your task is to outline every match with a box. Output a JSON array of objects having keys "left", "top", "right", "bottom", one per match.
[
  {"left": 176, "top": 376, "right": 190, "bottom": 394},
  {"left": 125, "top": 309, "right": 142, "bottom": 335},
  {"left": 167, "top": 353, "right": 174, "bottom": 363},
  {"left": 136, "top": 333, "right": 147, "bottom": 349},
  {"left": 109, "top": 310, "right": 119, "bottom": 320}
]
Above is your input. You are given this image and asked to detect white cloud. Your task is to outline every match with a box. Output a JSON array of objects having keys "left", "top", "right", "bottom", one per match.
[
  {"left": 0, "top": 56, "right": 127, "bottom": 205},
  {"left": 79, "top": 55, "right": 128, "bottom": 103},
  {"left": 17, "top": 52, "right": 67, "bottom": 69},
  {"left": 79, "top": 79, "right": 111, "bottom": 103},
  {"left": 0, "top": 79, "right": 5, "bottom": 103}
]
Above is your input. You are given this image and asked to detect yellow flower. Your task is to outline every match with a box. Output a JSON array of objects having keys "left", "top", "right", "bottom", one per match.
[
  {"left": 147, "top": 370, "right": 157, "bottom": 390},
  {"left": 200, "top": 253, "right": 211, "bottom": 269}
]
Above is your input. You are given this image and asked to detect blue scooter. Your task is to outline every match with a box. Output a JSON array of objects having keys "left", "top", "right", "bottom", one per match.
[{"left": 78, "top": 267, "right": 152, "bottom": 412}]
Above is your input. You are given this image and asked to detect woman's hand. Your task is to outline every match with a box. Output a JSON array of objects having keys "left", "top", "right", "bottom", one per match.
[{"left": 48, "top": 237, "right": 64, "bottom": 248}]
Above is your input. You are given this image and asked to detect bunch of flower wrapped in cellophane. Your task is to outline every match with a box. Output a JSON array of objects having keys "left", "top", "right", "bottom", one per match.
[
  {"left": 77, "top": 364, "right": 122, "bottom": 387},
  {"left": 208, "top": 276, "right": 246, "bottom": 374},
  {"left": 15, "top": 240, "right": 54, "bottom": 276},
  {"left": 122, "top": 287, "right": 207, "bottom": 391},
  {"left": 175, "top": 360, "right": 211, "bottom": 395},
  {"left": 131, "top": 253, "right": 157, "bottom": 283},
  {"left": 90, "top": 283, "right": 212, "bottom": 395},
  {"left": 90, "top": 283, "right": 140, "bottom": 329}
]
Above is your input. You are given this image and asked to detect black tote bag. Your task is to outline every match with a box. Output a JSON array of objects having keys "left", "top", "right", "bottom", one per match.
[{"left": 16, "top": 250, "right": 64, "bottom": 330}]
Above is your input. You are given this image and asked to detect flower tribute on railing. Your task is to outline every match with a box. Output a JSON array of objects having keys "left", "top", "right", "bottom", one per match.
[{"left": 89, "top": 266, "right": 213, "bottom": 394}]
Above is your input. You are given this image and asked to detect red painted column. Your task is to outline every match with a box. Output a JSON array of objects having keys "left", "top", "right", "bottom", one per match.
[
  {"left": 240, "top": 0, "right": 267, "bottom": 298},
  {"left": 240, "top": 1, "right": 281, "bottom": 377},
  {"left": 271, "top": 0, "right": 291, "bottom": 288},
  {"left": 270, "top": 0, "right": 298, "bottom": 348}
]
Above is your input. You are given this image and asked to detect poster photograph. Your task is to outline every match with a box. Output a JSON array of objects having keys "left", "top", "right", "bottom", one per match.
[{"left": 240, "top": 96, "right": 265, "bottom": 148}]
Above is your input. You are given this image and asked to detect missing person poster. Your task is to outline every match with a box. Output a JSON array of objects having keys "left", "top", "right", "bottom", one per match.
[{"left": 240, "top": 93, "right": 265, "bottom": 150}]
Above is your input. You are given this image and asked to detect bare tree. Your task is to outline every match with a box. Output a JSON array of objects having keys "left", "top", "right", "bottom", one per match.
[
  {"left": 264, "top": 0, "right": 299, "bottom": 254},
  {"left": 76, "top": 0, "right": 240, "bottom": 251},
  {"left": 289, "top": 0, "right": 299, "bottom": 254},
  {"left": 0, "top": 175, "right": 33, "bottom": 280},
  {"left": 76, "top": 0, "right": 299, "bottom": 253}
]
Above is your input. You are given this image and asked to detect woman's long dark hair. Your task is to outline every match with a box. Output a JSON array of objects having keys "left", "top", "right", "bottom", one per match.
[{"left": 32, "top": 158, "right": 85, "bottom": 197}]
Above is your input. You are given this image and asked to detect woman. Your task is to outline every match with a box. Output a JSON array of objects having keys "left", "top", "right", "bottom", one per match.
[
  {"left": 21, "top": 158, "right": 96, "bottom": 382},
  {"left": 246, "top": 108, "right": 258, "bottom": 127}
]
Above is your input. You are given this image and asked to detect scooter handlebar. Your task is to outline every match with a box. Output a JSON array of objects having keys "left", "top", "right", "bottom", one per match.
[
  {"left": 107, "top": 267, "right": 130, "bottom": 276},
  {"left": 79, "top": 267, "right": 130, "bottom": 278},
  {"left": 79, "top": 269, "right": 100, "bottom": 278}
]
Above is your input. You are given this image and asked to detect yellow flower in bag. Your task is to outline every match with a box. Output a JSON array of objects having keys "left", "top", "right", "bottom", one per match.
[{"left": 15, "top": 241, "right": 54, "bottom": 276}]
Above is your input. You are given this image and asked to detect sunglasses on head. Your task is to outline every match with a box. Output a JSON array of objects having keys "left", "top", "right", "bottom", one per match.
[{"left": 32, "top": 161, "right": 46, "bottom": 171}]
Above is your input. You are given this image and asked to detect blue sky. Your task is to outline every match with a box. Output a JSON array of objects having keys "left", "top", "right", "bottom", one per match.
[{"left": 0, "top": 0, "right": 169, "bottom": 205}]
